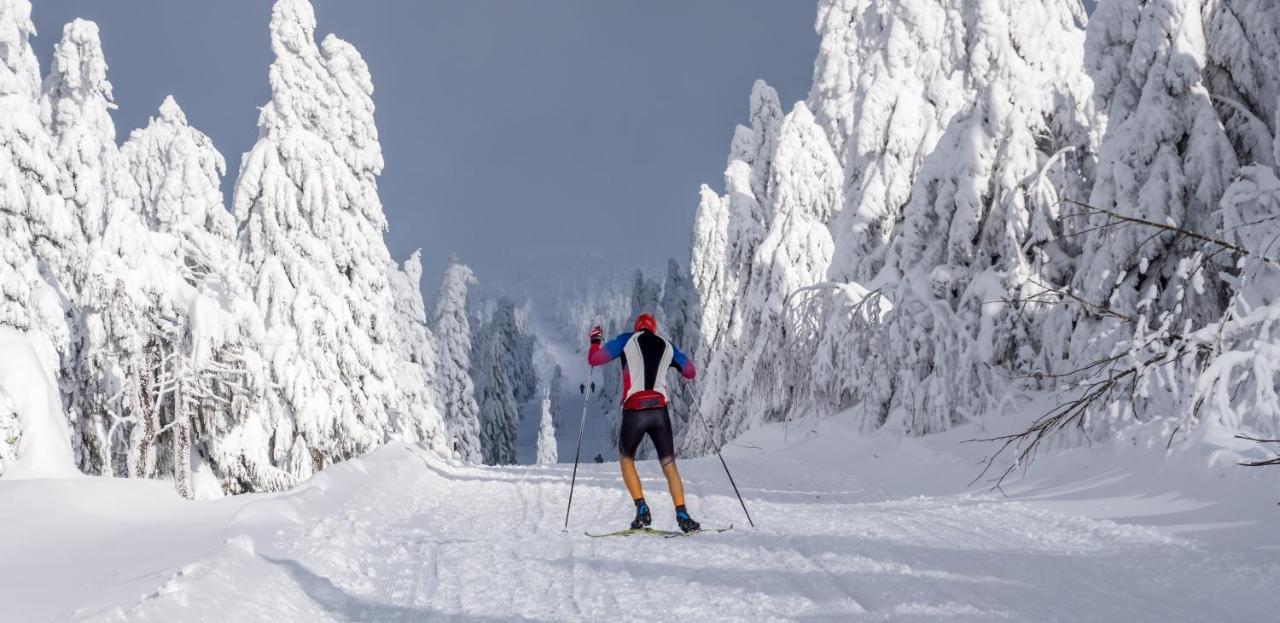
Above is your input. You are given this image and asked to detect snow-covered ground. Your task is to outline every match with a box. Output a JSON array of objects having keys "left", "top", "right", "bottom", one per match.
[{"left": 4, "top": 412, "right": 1278, "bottom": 622}]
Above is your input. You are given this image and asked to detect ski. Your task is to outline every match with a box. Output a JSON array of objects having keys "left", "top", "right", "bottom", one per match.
[
  {"left": 585, "top": 528, "right": 681, "bottom": 538},
  {"left": 664, "top": 525, "right": 734, "bottom": 538}
]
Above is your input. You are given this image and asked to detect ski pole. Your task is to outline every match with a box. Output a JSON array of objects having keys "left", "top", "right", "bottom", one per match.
[
  {"left": 563, "top": 367, "right": 594, "bottom": 531},
  {"left": 695, "top": 410, "right": 755, "bottom": 528}
]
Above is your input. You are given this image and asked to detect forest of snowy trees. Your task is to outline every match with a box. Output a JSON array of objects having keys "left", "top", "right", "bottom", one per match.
[
  {"left": 0, "top": 0, "right": 548, "bottom": 496},
  {"left": 4, "top": 0, "right": 1280, "bottom": 497},
  {"left": 678, "top": 0, "right": 1280, "bottom": 475}
]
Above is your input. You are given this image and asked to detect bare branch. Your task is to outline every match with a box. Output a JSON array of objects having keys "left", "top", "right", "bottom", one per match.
[{"left": 1060, "top": 199, "right": 1280, "bottom": 268}]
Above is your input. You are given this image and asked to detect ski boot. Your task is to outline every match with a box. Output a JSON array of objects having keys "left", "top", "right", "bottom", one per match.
[
  {"left": 630, "top": 498, "right": 652, "bottom": 530},
  {"left": 675, "top": 505, "right": 700, "bottom": 533}
]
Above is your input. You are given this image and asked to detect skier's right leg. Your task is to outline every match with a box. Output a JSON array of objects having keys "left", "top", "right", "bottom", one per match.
[
  {"left": 653, "top": 408, "right": 699, "bottom": 533},
  {"left": 619, "top": 457, "right": 644, "bottom": 500},
  {"left": 618, "top": 409, "right": 649, "bottom": 528}
]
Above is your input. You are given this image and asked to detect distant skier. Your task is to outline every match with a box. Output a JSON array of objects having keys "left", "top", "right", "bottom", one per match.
[
  {"left": 588, "top": 314, "right": 700, "bottom": 533},
  {"left": 593, "top": 454, "right": 604, "bottom": 464}
]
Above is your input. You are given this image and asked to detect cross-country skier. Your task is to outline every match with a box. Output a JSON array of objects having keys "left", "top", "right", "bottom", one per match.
[{"left": 588, "top": 314, "right": 700, "bottom": 532}]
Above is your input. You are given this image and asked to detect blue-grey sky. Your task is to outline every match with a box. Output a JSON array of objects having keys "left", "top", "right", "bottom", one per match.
[{"left": 31, "top": 1, "right": 818, "bottom": 292}]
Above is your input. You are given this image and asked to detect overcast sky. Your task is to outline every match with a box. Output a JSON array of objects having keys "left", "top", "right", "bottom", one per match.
[{"left": 30, "top": 1, "right": 818, "bottom": 293}]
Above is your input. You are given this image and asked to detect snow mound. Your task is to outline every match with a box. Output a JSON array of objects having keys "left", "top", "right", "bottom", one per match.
[
  {"left": 81, "top": 535, "right": 339, "bottom": 623},
  {"left": 0, "top": 327, "right": 77, "bottom": 479}
]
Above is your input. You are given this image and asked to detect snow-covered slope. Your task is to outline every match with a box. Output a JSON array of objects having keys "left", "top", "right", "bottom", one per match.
[{"left": 4, "top": 416, "right": 1277, "bottom": 622}]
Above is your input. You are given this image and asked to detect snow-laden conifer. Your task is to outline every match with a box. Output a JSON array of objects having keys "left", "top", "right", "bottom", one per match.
[
  {"left": 1028, "top": 0, "right": 1280, "bottom": 444},
  {"left": 0, "top": 0, "right": 76, "bottom": 388},
  {"left": 431, "top": 257, "right": 482, "bottom": 462},
  {"left": 688, "top": 103, "right": 842, "bottom": 449},
  {"left": 387, "top": 251, "right": 450, "bottom": 455},
  {"left": 233, "top": 0, "right": 401, "bottom": 478},
  {"left": 684, "top": 0, "right": 1099, "bottom": 450},
  {"left": 113, "top": 96, "right": 278, "bottom": 496},
  {"left": 472, "top": 299, "right": 525, "bottom": 465},
  {"left": 659, "top": 259, "right": 697, "bottom": 428},
  {"left": 41, "top": 18, "right": 188, "bottom": 481},
  {"left": 830, "top": 0, "right": 1094, "bottom": 435},
  {"left": 535, "top": 391, "right": 557, "bottom": 465},
  {"left": 690, "top": 81, "right": 781, "bottom": 356},
  {"left": 812, "top": 0, "right": 1093, "bottom": 281}
]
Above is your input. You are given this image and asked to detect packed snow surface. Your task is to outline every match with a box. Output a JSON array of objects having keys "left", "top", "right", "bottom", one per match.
[{"left": 3, "top": 413, "right": 1278, "bottom": 622}]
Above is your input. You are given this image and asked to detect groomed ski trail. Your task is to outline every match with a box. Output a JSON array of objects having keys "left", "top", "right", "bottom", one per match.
[{"left": 17, "top": 430, "right": 1270, "bottom": 623}]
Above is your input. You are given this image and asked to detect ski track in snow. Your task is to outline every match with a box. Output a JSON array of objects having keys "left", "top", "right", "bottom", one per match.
[{"left": 11, "top": 438, "right": 1271, "bottom": 623}]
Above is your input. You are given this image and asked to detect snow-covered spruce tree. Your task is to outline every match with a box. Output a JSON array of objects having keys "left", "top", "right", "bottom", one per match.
[
  {"left": 811, "top": 0, "right": 1092, "bottom": 283},
  {"left": 680, "top": 0, "right": 1103, "bottom": 451},
  {"left": 116, "top": 96, "right": 282, "bottom": 496},
  {"left": 1033, "top": 0, "right": 1280, "bottom": 444},
  {"left": 683, "top": 82, "right": 783, "bottom": 451},
  {"left": 689, "top": 81, "right": 782, "bottom": 357},
  {"left": 547, "top": 364, "right": 563, "bottom": 427},
  {"left": 630, "top": 269, "right": 662, "bottom": 318},
  {"left": 431, "top": 257, "right": 482, "bottom": 462},
  {"left": 1070, "top": 0, "right": 1235, "bottom": 342},
  {"left": 0, "top": 0, "right": 74, "bottom": 298},
  {"left": 387, "top": 250, "right": 450, "bottom": 455},
  {"left": 535, "top": 391, "right": 557, "bottom": 465},
  {"left": 1192, "top": 121, "right": 1280, "bottom": 438},
  {"left": 822, "top": 0, "right": 1094, "bottom": 435},
  {"left": 0, "top": 0, "right": 76, "bottom": 475},
  {"left": 687, "top": 102, "right": 843, "bottom": 451},
  {"left": 121, "top": 97, "right": 238, "bottom": 266},
  {"left": 41, "top": 18, "right": 187, "bottom": 481},
  {"left": 472, "top": 298, "right": 528, "bottom": 465},
  {"left": 234, "top": 0, "right": 404, "bottom": 480},
  {"left": 659, "top": 258, "right": 698, "bottom": 429},
  {"left": 42, "top": 19, "right": 132, "bottom": 246},
  {"left": 324, "top": 30, "right": 432, "bottom": 445}
]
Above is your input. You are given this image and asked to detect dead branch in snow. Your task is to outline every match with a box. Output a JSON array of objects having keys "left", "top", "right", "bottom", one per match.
[
  {"left": 969, "top": 198, "right": 1260, "bottom": 486},
  {"left": 1235, "top": 434, "right": 1280, "bottom": 467}
]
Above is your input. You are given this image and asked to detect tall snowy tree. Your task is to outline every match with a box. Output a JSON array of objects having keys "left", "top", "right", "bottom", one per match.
[
  {"left": 839, "top": 0, "right": 1093, "bottom": 434},
  {"left": 688, "top": 102, "right": 843, "bottom": 450},
  {"left": 684, "top": 83, "right": 784, "bottom": 449},
  {"left": 42, "top": 18, "right": 135, "bottom": 246},
  {"left": 535, "top": 391, "right": 557, "bottom": 465},
  {"left": 387, "top": 250, "right": 450, "bottom": 455},
  {"left": 1040, "top": 0, "right": 1280, "bottom": 438},
  {"left": 1071, "top": 0, "right": 1236, "bottom": 340},
  {"left": 690, "top": 81, "right": 783, "bottom": 357},
  {"left": 1198, "top": 125, "right": 1280, "bottom": 438},
  {"left": 431, "top": 257, "right": 482, "bottom": 462},
  {"left": 0, "top": 0, "right": 76, "bottom": 474},
  {"left": 114, "top": 95, "right": 277, "bottom": 496},
  {"left": 808, "top": 0, "right": 1092, "bottom": 283},
  {"left": 659, "top": 258, "right": 698, "bottom": 429},
  {"left": 120, "top": 97, "right": 238, "bottom": 265},
  {"left": 683, "top": 0, "right": 1102, "bottom": 451},
  {"left": 233, "top": 0, "right": 403, "bottom": 479},
  {"left": 41, "top": 18, "right": 189, "bottom": 481},
  {"left": 471, "top": 298, "right": 537, "bottom": 465}
]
